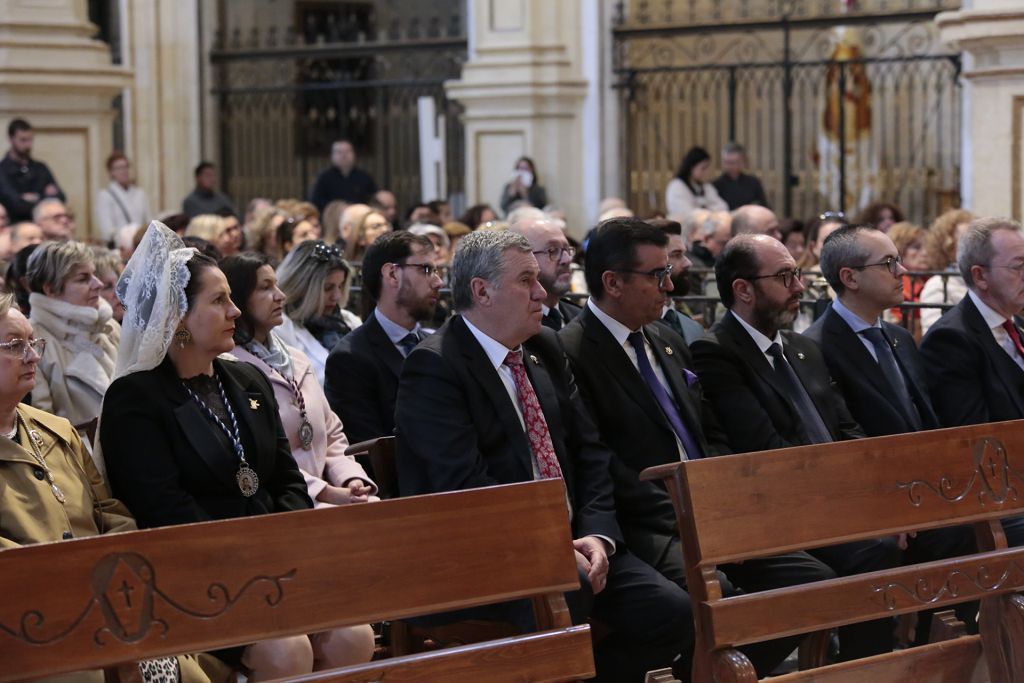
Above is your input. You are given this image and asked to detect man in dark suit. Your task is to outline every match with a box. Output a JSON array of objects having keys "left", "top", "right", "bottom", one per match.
[
  {"left": 559, "top": 218, "right": 833, "bottom": 676},
  {"left": 508, "top": 214, "right": 581, "bottom": 331},
  {"left": 805, "top": 225, "right": 939, "bottom": 436},
  {"left": 324, "top": 231, "right": 442, "bottom": 445},
  {"left": 396, "top": 229, "right": 693, "bottom": 682},
  {"left": 649, "top": 218, "right": 705, "bottom": 344},
  {"left": 921, "top": 217, "right": 1024, "bottom": 549},
  {"left": 691, "top": 233, "right": 898, "bottom": 661}
]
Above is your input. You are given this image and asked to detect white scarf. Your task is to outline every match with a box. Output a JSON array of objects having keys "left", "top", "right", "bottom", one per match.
[{"left": 29, "top": 293, "right": 118, "bottom": 378}]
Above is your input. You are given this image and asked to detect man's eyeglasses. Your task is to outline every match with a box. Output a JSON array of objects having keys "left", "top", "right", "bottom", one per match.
[
  {"left": 392, "top": 262, "right": 441, "bottom": 278},
  {"left": 746, "top": 267, "right": 803, "bottom": 289},
  {"left": 0, "top": 337, "right": 45, "bottom": 361},
  {"left": 993, "top": 263, "right": 1024, "bottom": 277},
  {"left": 310, "top": 241, "right": 342, "bottom": 263},
  {"left": 615, "top": 264, "right": 674, "bottom": 288},
  {"left": 533, "top": 246, "right": 576, "bottom": 262},
  {"left": 851, "top": 255, "right": 903, "bottom": 276},
  {"left": 818, "top": 211, "right": 846, "bottom": 223}
]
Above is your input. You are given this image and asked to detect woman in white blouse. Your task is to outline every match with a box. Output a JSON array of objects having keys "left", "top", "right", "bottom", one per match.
[
  {"left": 665, "top": 146, "right": 727, "bottom": 219},
  {"left": 94, "top": 152, "right": 150, "bottom": 245}
]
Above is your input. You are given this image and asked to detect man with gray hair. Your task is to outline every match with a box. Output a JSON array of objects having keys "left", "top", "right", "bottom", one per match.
[
  {"left": 921, "top": 217, "right": 1024, "bottom": 427},
  {"left": 730, "top": 204, "right": 781, "bottom": 241},
  {"left": 713, "top": 141, "right": 769, "bottom": 210},
  {"left": 395, "top": 229, "right": 694, "bottom": 682},
  {"left": 33, "top": 198, "right": 75, "bottom": 241},
  {"left": 508, "top": 215, "right": 580, "bottom": 330}
]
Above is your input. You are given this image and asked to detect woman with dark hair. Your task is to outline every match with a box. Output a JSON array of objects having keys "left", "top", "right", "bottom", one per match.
[
  {"left": 276, "top": 214, "right": 321, "bottom": 259},
  {"left": 500, "top": 156, "right": 549, "bottom": 214},
  {"left": 459, "top": 203, "right": 497, "bottom": 230},
  {"left": 855, "top": 201, "right": 904, "bottom": 233},
  {"left": 666, "top": 146, "right": 728, "bottom": 218},
  {"left": 100, "top": 222, "right": 364, "bottom": 678}
]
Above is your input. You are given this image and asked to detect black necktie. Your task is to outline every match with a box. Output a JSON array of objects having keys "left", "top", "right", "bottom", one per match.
[
  {"left": 766, "top": 343, "right": 833, "bottom": 444},
  {"left": 398, "top": 332, "right": 420, "bottom": 357},
  {"left": 859, "top": 327, "right": 922, "bottom": 430},
  {"left": 542, "top": 306, "right": 564, "bottom": 332},
  {"left": 662, "top": 308, "right": 686, "bottom": 338}
]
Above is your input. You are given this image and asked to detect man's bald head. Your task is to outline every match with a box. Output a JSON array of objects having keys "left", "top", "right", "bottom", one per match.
[
  {"left": 508, "top": 216, "right": 572, "bottom": 306},
  {"left": 731, "top": 205, "right": 781, "bottom": 242}
]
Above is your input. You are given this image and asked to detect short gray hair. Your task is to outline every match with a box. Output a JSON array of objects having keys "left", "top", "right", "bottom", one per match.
[
  {"left": 450, "top": 230, "right": 532, "bottom": 312},
  {"left": 818, "top": 225, "right": 874, "bottom": 295},
  {"left": 722, "top": 141, "right": 746, "bottom": 157},
  {"left": 31, "top": 198, "right": 65, "bottom": 223},
  {"left": 958, "top": 217, "right": 1024, "bottom": 287},
  {"left": 26, "top": 240, "right": 93, "bottom": 294}
]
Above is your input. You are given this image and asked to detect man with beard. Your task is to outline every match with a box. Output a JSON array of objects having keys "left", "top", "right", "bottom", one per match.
[
  {"left": 324, "top": 231, "right": 442, "bottom": 445},
  {"left": 691, "top": 233, "right": 897, "bottom": 662},
  {"left": 650, "top": 218, "right": 705, "bottom": 343},
  {"left": 508, "top": 216, "right": 580, "bottom": 331}
]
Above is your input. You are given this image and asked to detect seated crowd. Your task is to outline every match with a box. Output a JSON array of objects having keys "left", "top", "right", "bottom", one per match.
[{"left": 2, "top": 125, "right": 1024, "bottom": 683}]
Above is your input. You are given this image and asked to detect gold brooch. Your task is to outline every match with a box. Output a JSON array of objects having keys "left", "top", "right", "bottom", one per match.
[
  {"left": 665, "top": 347, "right": 674, "bottom": 356},
  {"left": 249, "top": 399, "right": 260, "bottom": 410}
]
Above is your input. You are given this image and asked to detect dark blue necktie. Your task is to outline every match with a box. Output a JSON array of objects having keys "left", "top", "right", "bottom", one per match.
[
  {"left": 766, "top": 343, "right": 833, "bottom": 444},
  {"left": 398, "top": 331, "right": 421, "bottom": 357},
  {"left": 859, "top": 327, "right": 922, "bottom": 430},
  {"left": 627, "top": 331, "right": 703, "bottom": 459}
]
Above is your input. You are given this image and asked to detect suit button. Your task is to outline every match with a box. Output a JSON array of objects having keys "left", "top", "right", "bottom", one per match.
[
  {"left": 62, "top": 531, "right": 73, "bottom": 540},
  {"left": 33, "top": 468, "right": 45, "bottom": 480}
]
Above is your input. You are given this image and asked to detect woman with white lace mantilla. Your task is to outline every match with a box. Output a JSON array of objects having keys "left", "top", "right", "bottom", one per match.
[
  {"left": 26, "top": 240, "right": 119, "bottom": 431},
  {"left": 99, "top": 222, "right": 373, "bottom": 678}
]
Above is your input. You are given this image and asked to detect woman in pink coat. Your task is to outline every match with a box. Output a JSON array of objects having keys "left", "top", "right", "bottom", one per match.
[{"left": 221, "top": 253, "right": 376, "bottom": 506}]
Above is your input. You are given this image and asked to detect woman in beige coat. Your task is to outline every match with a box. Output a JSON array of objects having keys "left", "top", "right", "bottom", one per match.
[{"left": 26, "top": 240, "right": 119, "bottom": 431}]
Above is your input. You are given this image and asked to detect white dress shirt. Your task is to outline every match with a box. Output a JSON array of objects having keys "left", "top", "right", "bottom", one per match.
[
  {"left": 731, "top": 311, "right": 785, "bottom": 368},
  {"left": 94, "top": 182, "right": 150, "bottom": 243},
  {"left": 968, "top": 289, "right": 1024, "bottom": 373}
]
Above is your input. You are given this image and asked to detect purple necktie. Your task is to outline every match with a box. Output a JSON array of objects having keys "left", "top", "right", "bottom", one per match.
[{"left": 627, "top": 331, "right": 703, "bottom": 459}]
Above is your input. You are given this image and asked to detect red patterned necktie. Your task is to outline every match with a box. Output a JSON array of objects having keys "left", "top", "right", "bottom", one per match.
[
  {"left": 504, "top": 350, "right": 564, "bottom": 479},
  {"left": 1002, "top": 320, "right": 1024, "bottom": 360}
]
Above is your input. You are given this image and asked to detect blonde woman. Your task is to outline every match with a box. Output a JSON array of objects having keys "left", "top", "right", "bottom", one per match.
[
  {"left": 343, "top": 209, "right": 391, "bottom": 263},
  {"left": 185, "top": 212, "right": 242, "bottom": 257},
  {"left": 920, "top": 209, "right": 974, "bottom": 335}
]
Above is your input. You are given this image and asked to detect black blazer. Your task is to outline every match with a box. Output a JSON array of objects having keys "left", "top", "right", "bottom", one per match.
[
  {"left": 559, "top": 306, "right": 730, "bottom": 565},
  {"left": 395, "top": 315, "right": 621, "bottom": 544},
  {"left": 100, "top": 357, "right": 312, "bottom": 529},
  {"left": 920, "top": 294, "right": 1024, "bottom": 426},
  {"left": 691, "top": 310, "right": 865, "bottom": 454},
  {"left": 804, "top": 304, "right": 939, "bottom": 436},
  {"left": 324, "top": 313, "right": 405, "bottom": 444}
]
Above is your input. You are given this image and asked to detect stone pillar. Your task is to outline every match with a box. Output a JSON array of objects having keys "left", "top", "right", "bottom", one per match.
[
  {"left": 938, "top": 2, "right": 1024, "bottom": 220},
  {"left": 0, "top": 0, "right": 132, "bottom": 239},
  {"left": 447, "top": 0, "right": 609, "bottom": 236}
]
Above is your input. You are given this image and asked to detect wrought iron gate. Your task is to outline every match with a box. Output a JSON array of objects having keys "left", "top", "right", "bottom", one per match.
[
  {"left": 613, "top": 0, "right": 962, "bottom": 224},
  {"left": 211, "top": 2, "right": 466, "bottom": 214}
]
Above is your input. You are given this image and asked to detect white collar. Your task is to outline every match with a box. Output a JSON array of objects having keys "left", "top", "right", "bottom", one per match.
[
  {"left": 462, "top": 316, "right": 517, "bottom": 372},
  {"left": 374, "top": 307, "right": 421, "bottom": 345},
  {"left": 731, "top": 310, "right": 783, "bottom": 354},
  {"left": 968, "top": 289, "right": 1011, "bottom": 330},
  {"left": 586, "top": 299, "right": 636, "bottom": 346}
]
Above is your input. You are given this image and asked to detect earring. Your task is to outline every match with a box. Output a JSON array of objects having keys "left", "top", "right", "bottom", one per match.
[{"left": 174, "top": 329, "right": 192, "bottom": 349}]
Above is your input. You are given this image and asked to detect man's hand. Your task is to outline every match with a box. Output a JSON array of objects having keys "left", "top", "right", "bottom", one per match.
[
  {"left": 20, "top": 192, "right": 38, "bottom": 203},
  {"left": 573, "top": 536, "right": 609, "bottom": 595}
]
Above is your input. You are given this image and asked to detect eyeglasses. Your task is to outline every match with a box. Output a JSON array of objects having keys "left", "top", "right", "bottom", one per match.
[
  {"left": 533, "top": 246, "right": 576, "bottom": 262},
  {"left": 615, "top": 264, "right": 674, "bottom": 288},
  {"left": 0, "top": 337, "right": 45, "bottom": 361},
  {"left": 310, "top": 241, "right": 342, "bottom": 263},
  {"left": 746, "top": 267, "right": 803, "bottom": 288},
  {"left": 993, "top": 263, "right": 1024, "bottom": 277},
  {"left": 42, "top": 212, "right": 74, "bottom": 223},
  {"left": 851, "top": 255, "right": 903, "bottom": 276},
  {"left": 818, "top": 211, "right": 846, "bottom": 223},
  {"left": 392, "top": 262, "right": 441, "bottom": 278}
]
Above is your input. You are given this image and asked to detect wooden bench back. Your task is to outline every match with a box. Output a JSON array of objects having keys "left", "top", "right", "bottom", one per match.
[
  {"left": 642, "top": 420, "right": 1024, "bottom": 565},
  {"left": 0, "top": 480, "right": 591, "bottom": 682},
  {"left": 641, "top": 420, "right": 1024, "bottom": 682}
]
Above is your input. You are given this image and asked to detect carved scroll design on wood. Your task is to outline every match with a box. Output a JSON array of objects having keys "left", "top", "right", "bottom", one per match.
[
  {"left": 871, "top": 560, "right": 1024, "bottom": 610},
  {"left": 896, "top": 437, "right": 1024, "bottom": 507},
  {"left": 0, "top": 552, "right": 295, "bottom": 646}
]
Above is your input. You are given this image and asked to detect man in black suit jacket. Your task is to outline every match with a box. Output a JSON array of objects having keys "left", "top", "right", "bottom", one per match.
[
  {"left": 560, "top": 219, "right": 833, "bottom": 676},
  {"left": 692, "top": 233, "right": 898, "bottom": 661},
  {"left": 921, "top": 218, "right": 1024, "bottom": 549},
  {"left": 508, "top": 214, "right": 581, "bottom": 331},
  {"left": 651, "top": 217, "right": 706, "bottom": 344},
  {"left": 325, "top": 231, "right": 442, "bottom": 445},
  {"left": 396, "top": 230, "right": 693, "bottom": 682},
  {"left": 805, "top": 226, "right": 939, "bottom": 436}
]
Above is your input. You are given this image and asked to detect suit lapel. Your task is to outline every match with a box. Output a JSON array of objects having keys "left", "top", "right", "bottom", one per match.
[
  {"left": 580, "top": 308, "right": 674, "bottom": 437},
  {"left": 646, "top": 323, "right": 705, "bottom": 442},
  {"left": 452, "top": 317, "right": 534, "bottom": 475},
  {"left": 217, "top": 359, "right": 272, "bottom": 470},
  {"left": 366, "top": 315, "right": 405, "bottom": 380},
  {"left": 521, "top": 343, "right": 571, "bottom": 477},
  {"left": 720, "top": 312, "right": 798, "bottom": 418},
  {"left": 823, "top": 309, "right": 905, "bottom": 416},
  {"left": 962, "top": 297, "right": 1024, "bottom": 415},
  {"left": 173, "top": 391, "right": 240, "bottom": 492},
  {"left": 885, "top": 322, "right": 939, "bottom": 426}
]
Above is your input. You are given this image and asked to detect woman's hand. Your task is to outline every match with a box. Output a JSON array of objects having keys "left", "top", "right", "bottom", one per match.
[{"left": 316, "top": 482, "right": 372, "bottom": 505}]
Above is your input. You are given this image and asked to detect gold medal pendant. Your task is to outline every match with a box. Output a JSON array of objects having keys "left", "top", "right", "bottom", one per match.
[
  {"left": 236, "top": 466, "right": 259, "bottom": 497},
  {"left": 298, "top": 419, "right": 314, "bottom": 450}
]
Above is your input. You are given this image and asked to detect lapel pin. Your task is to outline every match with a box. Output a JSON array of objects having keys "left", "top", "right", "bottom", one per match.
[
  {"left": 249, "top": 398, "right": 260, "bottom": 410},
  {"left": 796, "top": 352, "right": 805, "bottom": 360},
  {"left": 529, "top": 354, "right": 539, "bottom": 365},
  {"left": 892, "top": 338, "right": 899, "bottom": 348},
  {"left": 665, "top": 347, "right": 674, "bottom": 356}
]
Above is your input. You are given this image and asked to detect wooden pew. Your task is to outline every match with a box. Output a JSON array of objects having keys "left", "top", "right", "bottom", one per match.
[
  {"left": 345, "top": 435, "right": 397, "bottom": 499},
  {"left": 642, "top": 419, "right": 1024, "bottom": 683},
  {"left": 0, "top": 479, "right": 594, "bottom": 682}
]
